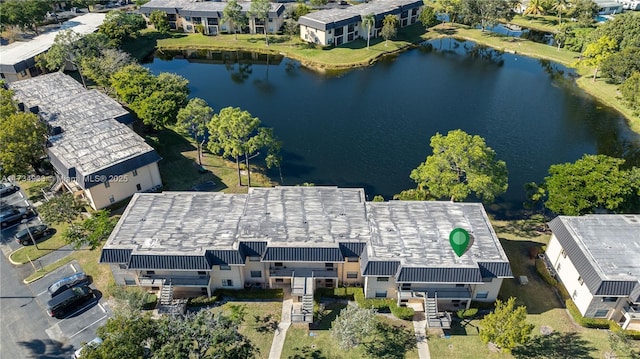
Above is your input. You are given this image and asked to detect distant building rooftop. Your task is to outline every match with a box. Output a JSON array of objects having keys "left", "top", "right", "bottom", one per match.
[
  {"left": 9, "top": 72, "right": 159, "bottom": 188},
  {"left": 0, "top": 13, "right": 106, "bottom": 74},
  {"left": 140, "top": 0, "right": 285, "bottom": 17},
  {"left": 299, "top": 0, "right": 422, "bottom": 30}
]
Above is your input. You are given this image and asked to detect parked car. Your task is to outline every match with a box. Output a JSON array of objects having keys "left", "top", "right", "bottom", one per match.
[
  {"left": 14, "top": 224, "right": 53, "bottom": 245},
  {"left": 0, "top": 206, "right": 34, "bottom": 227},
  {"left": 73, "top": 337, "right": 103, "bottom": 358},
  {"left": 0, "top": 182, "right": 18, "bottom": 196},
  {"left": 46, "top": 285, "right": 94, "bottom": 318},
  {"left": 47, "top": 272, "right": 90, "bottom": 297}
]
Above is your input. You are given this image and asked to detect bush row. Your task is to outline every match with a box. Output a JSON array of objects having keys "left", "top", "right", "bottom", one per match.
[
  {"left": 534, "top": 258, "right": 558, "bottom": 287},
  {"left": 389, "top": 302, "right": 415, "bottom": 320},
  {"left": 352, "top": 288, "right": 415, "bottom": 320},
  {"left": 213, "top": 288, "right": 283, "bottom": 300},
  {"left": 565, "top": 299, "right": 611, "bottom": 329},
  {"left": 187, "top": 295, "right": 219, "bottom": 307},
  {"left": 314, "top": 287, "right": 360, "bottom": 301}
]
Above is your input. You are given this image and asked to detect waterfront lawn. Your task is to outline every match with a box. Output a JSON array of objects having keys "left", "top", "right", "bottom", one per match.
[
  {"left": 209, "top": 301, "right": 282, "bottom": 359},
  {"left": 144, "top": 127, "right": 274, "bottom": 193},
  {"left": 507, "top": 14, "right": 562, "bottom": 33},
  {"left": 281, "top": 303, "right": 419, "bottom": 359}
]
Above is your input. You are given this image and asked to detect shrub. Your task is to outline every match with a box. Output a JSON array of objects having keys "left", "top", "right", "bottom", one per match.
[
  {"left": 390, "top": 302, "right": 415, "bottom": 320},
  {"left": 535, "top": 258, "right": 558, "bottom": 287},
  {"left": 529, "top": 246, "right": 541, "bottom": 259},
  {"left": 456, "top": 308, "right": 479, "bottom": 319},
  {"left": 187, "top": 295, "right": 219, "bottom": 307},
  {"left": 214, "top": 288, "right": 283, "bottom": 300},
  {"left": 565, "top": 300, "right": 610, "bottom": 328},
  {"left": 354, "top": 288, "right": 393, "bottom": 311},
  {"left": 142, "top": 294, "right": 157, "bottom": 310},
  {"left": 609, "top": 322, "right": 640, "bottom": 340},
  {"left": 315, "top": 287, "right": 360, "bottom": 301}
]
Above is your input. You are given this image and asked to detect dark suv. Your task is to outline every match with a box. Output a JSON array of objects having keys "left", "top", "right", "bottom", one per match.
[
  {"left": 15, "top": 224, "right": 53, "bottom": 245},
  {"left": 48, "top": 272, "right": 90, "bottom": 297},
  {"left": 46, "top": 285, "right": 94, "bottom": 318},
  {"left": 0, "top": 206, "right": 35, "bottom": 227}
]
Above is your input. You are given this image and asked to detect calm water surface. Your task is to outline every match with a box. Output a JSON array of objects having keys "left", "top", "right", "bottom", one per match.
[{"left": 145, "top": 39, "right": 640, "bottom": 210}]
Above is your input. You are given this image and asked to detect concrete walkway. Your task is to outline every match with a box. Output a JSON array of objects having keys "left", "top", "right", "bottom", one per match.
[
  {"left": 268, "top": 299, "right": 292, "bottom": 359},
  {"left": 413, "top": 317, "right": 431, "bottom": 359}
]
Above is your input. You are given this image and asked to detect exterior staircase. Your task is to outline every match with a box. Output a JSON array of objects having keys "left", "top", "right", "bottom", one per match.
[
  {"left": 160, "top": 280, "right": 174, "bottom": 306},
  {"left": 425, "top": 292, "right": 451, "bottom": 329},
  {"left": 291, "top": 277, "right": 315, "bottom": 323}
]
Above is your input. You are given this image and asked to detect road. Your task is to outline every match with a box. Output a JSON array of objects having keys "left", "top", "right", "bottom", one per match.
[{"left": 0, "top": 254, "right": 73, "bottom": 358}]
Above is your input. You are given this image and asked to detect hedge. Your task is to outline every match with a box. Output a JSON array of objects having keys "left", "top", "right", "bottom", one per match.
[
  {"left": 565, "top": 299, "right": 612, "bottom": 329},
  {"left": 456, "top": 308, "right": 478, "bottom": 319},
  {"left": 187, "top": 295, "right": 219, "bottom": 307},
  {"left": 214, "top": 288, "right": 283, "bottom": 300},
  {"left": 354, "top": 288, "right": 393, "bottom": 311},
  {"left": 390, "top": 302, "right": 415, "bottom": 320},
  {"left": 535, "top": 258, "right": 558, "bottom": 287},
  {"left": 314, "top": 287, "right": 360, "bottom": 301}
]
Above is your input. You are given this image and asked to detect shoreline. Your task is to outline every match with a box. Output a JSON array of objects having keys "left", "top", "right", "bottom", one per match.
[{"left": 153, "top": 24, "right": 639, "bottom": 134}]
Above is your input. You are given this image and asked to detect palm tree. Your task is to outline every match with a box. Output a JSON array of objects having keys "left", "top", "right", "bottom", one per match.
[
  {"left": 552, "top": 0, "right": 569, "bottom": 24},
  {"left": 363, "top": 13, "right": 375, "bottom": 49},
  {"left": 524, "top": 0, "right": 545, "bottom": 17}
]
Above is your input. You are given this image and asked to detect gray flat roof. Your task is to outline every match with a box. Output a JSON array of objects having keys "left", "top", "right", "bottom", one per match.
[
  {"left": 9, "top": 72, "right": 158, "bottom": 176},
  {"left": 365, "top": 201, "right": 508, "bottom": 267},
  {"left": 141, "top": 0, "right": 284, "bottom": 16},
  {"left": 0, "top": 13, "right": 106, "bottom": 72},
  {"left": 299, "top": 0, "right": 421, "bottom": 29},
  {"left": 557, "top": 215, "right": 640, "bottom": 281},
  {"left": 105, "top": 187, "right": 509, "bottom": 270}
]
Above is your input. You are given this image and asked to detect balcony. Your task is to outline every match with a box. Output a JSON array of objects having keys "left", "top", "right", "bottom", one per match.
[
  {"left": 398, "top": 287, "right": 472, "bottom": 300},
  {"left": 269, "top": 267, "right": 338, "bottom": 278},
  {"left": 138, "top": 275, "right": 210, "bottom": 287},
  {"left": 622, "top": 305, "right": 640, "bottom": 320}
]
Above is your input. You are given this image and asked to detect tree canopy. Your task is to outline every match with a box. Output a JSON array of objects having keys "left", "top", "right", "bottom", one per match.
[
  {"left": 149, "top": 10, "right": 170, "bottom": 33},
  {"left": 380, "top": 14, "right": 398, "bottom": 46},
  {"left": 599, "top": 47, "right": 640, "bottom": 84},
  {"left": 99, "top": 11, "right": 146, "bottom": 46},
  {"left": 590, "top": 12, "right": 640, "bottom": 51},
  {"left": 567, "top": 0, "right": 598, "bottom": 26},
  {"left": 620, "top": 72, "right": 640, "bottom": 115},
  {"left": 581, "top": 35, "right": 618, "bottom": 81},
  {"left": 176, "top": 98, "right": 214, "bottom": 166},
  {"left": 543, "top": 154, "right": 639, "bottom": 215},
  {"left": 408, "top": 129, "right": 508, "bottom": 203},
  {"left": 0, "top": 103, "right": 47, "bottom": 177},
  {"left": 330, "top": 305, "right": 377, "bottom": 350},
  {"left": 206, "top": 107, "right": 279, "bottom": 187},
  {"left": 80, "top": 48, "right": 133, "bottom": 91},
  {"left": 479, "top": 297, "right": 534, "bottom": 353},
  {"left": 460, "top": 0, "right": 515, "bottom": 31},
  {"left": 0, "top": 0, "right": 50, "bottom": 34},
  {"left": 433, "top": 0, "right": 462, "bottom": 24},
  {"left": 419, "top": 6, "right": 438, "bottom": 31},
  {"left": 63, "top": 210, "right": 117, "bottom": 250},
  {"left": 37, "top": 193, "right": 83, "bottom": 225},
  {"left": 223, "top": 0, "right": 247, "bottom": 40},
  {"left": 363, "top": 13, "right": 375, "bottom": 49},
  {"left": 250, "top": 0, "right": 271, "bottom": 45}
]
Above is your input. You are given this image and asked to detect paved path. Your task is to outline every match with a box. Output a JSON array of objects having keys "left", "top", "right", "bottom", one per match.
[
  {"left": 268, "top": 299, "right": 292, "bottom": 359},
  {"left": 413, "top": 317, "right": 431, "bottom": 359}
]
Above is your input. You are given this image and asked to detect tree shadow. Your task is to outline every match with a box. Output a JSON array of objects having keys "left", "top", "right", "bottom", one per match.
[
  {"left": 18, "top": 338, "right": 75, "bottom": 359},
  {"left": 310, "top": 302, "right": 346, "bottom": 330},
  {"left": 287, "top": 347, "right": 328, "bottom": 359},
  {"left": 363, "top": 322, "right": 417, "bottom": 359},
  {"left": 512, "top": 332, "right": 594, "bottom": 359}
]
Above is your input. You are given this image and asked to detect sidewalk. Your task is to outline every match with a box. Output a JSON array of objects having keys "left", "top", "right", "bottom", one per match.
[
  {"left": 268, "top": 299, "right": 292, "bottom": 359},
  {"left": 10, "top": 245, "right": 75, "bottom": 282},
  {"left": 413, "top": 316, "right": 431, "bottom": 359}
]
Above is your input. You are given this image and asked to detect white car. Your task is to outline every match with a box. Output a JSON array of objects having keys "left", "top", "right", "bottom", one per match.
[{"left": 73, "top": 337, "right": 102, "bottom": 358}]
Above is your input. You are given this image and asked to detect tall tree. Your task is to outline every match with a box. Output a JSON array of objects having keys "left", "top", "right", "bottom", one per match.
[
  {"left": 71, "top": 0, "right": 98, "bottom": 12},
  {"left": 111, "top": 64, "right": 156, "bottom": 106},
  {"left": 250, "top": 0, "right": 271, "bottom": 46},
  {"left": 363, "top": 13, "right": 375, "bottom": 49},
  {"left": 63, "top": 210, "right": 117, "bottom": 250},
  {"left": 330, "top": 306, "right": 377, "bottom": 350},
  {"left": 552, "top": 0, "right": 569, "bottom": 24},
  {"left": 85, "top": 312, "right": 157, "bottom": 359},
  {"left": 460, "top": 0, "right": 515, "bottom": 32},
  {"left": 567, "top": 0, "right": 598, "bottom": 26},
  {"left": 523, "top": 0, "right": 545, "bottom": 17},
  {"left": 176, "top": 98, "right": 214, "bottom": 166},
  {"left": 419, "top": 6, "right": 438, "bottom": 32},
  {"left": 148, "top": 10, "right": 169, "bottom": 33},
  {"left": 433, "top": 0, "right": 462, "bottom": 24},
  {"left": 409, "top": 129, "right": 508, "bottom": 203},
  {"left": 135, "top": 72, "right": 190, "bottom": 129},
  {"left": 80, "top": 48, "right": 133, "bottom": 92},
  {"left": 620, "top": 72, "right": 640, "bottom": 114},
  {"left": 599, "top": 47, "right": 640, "bottom": 84},
  {"left": 590, "top": 12, "right": 640, "bottom": 51},
  {"left": 207, "top": 107, "right": 277, "bottom": 187},
  {"left": 581, "top": 35, "right": 618, "bottom": 81},
  {"left": 0, "top": 112, "right": 47, "bottom": 177},
  {"left": 479, "top": 297, "right": 534, "bottom": 353},
  {"left": 223, "top": 0, "right": 246, "bottom": 40},
  {"left": 0, "top": 86, "right": 17, "bottom": 119},
  {"left": 37, "top": 193, "right": 82, "bottom": 225},
  {"left": 0, "top": 0, "right": 50, "bottom": 34},
  {"left": 380, "top": 15, "right": 398, "bottom": 47},
  {"left": 99, "top": 11, "right": 146, "bottom": 46},
  {"left": 543, "top": 154, "right": 638, "bottom": 215}
]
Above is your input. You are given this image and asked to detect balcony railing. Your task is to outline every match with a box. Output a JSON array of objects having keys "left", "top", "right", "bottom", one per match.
[
  {"left": 269, "top": 267, "right": 338, "bottom": 278},
  {"left": 398, "top": 287, "right": 472, "bottom": 300},
  {"left": 623, "top": 306, "right": 640, "bottom": 320},
  {"left": 138, "top": 275, "right": 210, "bottom": 287}
]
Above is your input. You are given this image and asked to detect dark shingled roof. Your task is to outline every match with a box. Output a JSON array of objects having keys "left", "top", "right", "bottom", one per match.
[
  {"left": 397, "top": 267, "right": 483, "bottom": 283},
  {"left": 100, "top": 248, "right": 132, "bottom": 263},
  {"left": 128, "top": 255, "right": 211, "bottom": 270},
  {"left": 362, "top": 261, "right": 400, "bottom": 276},
  {"left": 207, "top": 250, "right": 245, "bottom": 265},
  {"left": 263, "top": 247, "right": 344, "bottom": 262}
]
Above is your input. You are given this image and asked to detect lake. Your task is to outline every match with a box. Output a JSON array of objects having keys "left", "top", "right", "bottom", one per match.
[{"left": 144, "top": 39, "right": 640, "bottom": 212}]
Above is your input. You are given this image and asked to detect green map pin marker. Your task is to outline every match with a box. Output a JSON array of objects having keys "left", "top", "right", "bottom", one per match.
[{"left": 449, "top": 228, "right": 470, "bottom": 257}]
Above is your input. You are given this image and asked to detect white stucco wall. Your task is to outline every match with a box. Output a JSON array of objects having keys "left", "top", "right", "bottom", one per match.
[
  {"left": 364, "top": 276, "right": 397, "bottom": 299},
  {"left": 300, "top": 25, "right": 328, "bottom": 45},
  {"left": 84, "top": 162, "right": 161, "bottom": 210},
  {"left": 471, "top": 278, "right": 504, "bottom": 302},
  {"left": 210, "top": 265, "right": 244, "bottom": 289}
]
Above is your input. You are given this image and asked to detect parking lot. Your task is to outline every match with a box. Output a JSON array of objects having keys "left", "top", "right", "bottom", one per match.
[
  {"left": 0, "top": 184, "right": 43, "bottom": 255},
  {"left": 28, "top": 260, "right": 111, "bottom": 350}
]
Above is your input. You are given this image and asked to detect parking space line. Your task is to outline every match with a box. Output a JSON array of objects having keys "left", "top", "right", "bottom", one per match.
[
  {"left": 70, "top": 264, "right": 77, "bottom": 272},
  {"left": 60, "top": 301, "right": 98, "bottom": 322},
  {"left": 98, "top": 303, "right": 106, "bottom": 313},
  {"left": 68, "top": 314, "right": 108, "bottom": 339},
  {"left": 37, "top": 290, "right": 48, "bottom": 297}
]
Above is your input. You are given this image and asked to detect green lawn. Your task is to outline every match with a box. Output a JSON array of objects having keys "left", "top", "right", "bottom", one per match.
[
  {"left": 282, "top": 303, "right": 419, "bottom": 359},
  {"left": 507, "top": 14, "right": 563, "bottom": 33},
  {"left": 10, "top": 221, "right": 72, "bottom": 264},
  {"left": 209, "top": 301, "right": 283, "bottom": 359}
]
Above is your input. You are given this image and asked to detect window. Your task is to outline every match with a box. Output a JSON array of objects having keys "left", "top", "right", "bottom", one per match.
[
  {"left": 561, "top": 249, "right": 567, "bottom": 258},
  {"left": 578, "top": 276, "right": 584, "bottom": 285},
  {"left": 274, "top": 262, "right": 283, "bottom": 268},
  {"left": 184, "top": 16, "right": 191, "bottom": 21},
  {"left": 197, "top": 271, "right": 206, "bottom": 275},
  {"left": 572, "top": 290, "right": 578, "bottom": 300},
  {"left": 249, "top": 256, "right": 260, "bottom": 261},
  {"left": 118, "top": 264, "right": 127, "bottom": 269},
  {"left": 375, "top": 291, "right": 387, "bottom": 298},
  {"left": 556, "top": 262, "right": 562, "bottom": 271},
  {"left": 186, "top": 25, "right": 193, "bottom": 31},
  {"left": 401, "top": 283, "right": 411, "bottom": 290},
  {"left": 476, "top": 292, "right": 488, "bottom": 299},
  {"left": 104, "top": 181, "right": 110, "bottom": 188},
  {"left": 124, "top": 279, "right": 136, "bottom": 285},
  {"left": 602, "top": 297, "right": 617, "bottom": 303},
  {"left": 201, "top": 287, "right": 208, "bottom": 294},
  {"left": 222, "top": 279, "right": 233, "bottom": 287},
  {"left": 275, "top": 278, "right": 284, "bottom": 283},
  {"left": 456, "top": 284, "right": 465, "bottom": 287},
  {"left": 347, "top": 257, "right": 358, "bottom": 262},
  {"left": 147, "top": 271, "right": 155, "bottom": 275},
  {"left": 594, "top": 309, "right": 609, "bottom": 318},
  {"left": 346, "top": 272, "right": 358, "bottom": 279},
  {"left": 136, "top": 184, "right": 142, "bottom": 191},
  {"left": 376, "top": 277, "right": 389, "bottom": 282},
  {"left": 220, "top": 265, "right": 231, "bottom": 270},
  {"left": 325, "top": 263, "right": 334, "bottom": 268},
  {"left": 109, "top": 195, "right": 115, "bottom": 204},
  {"left": 251, "top": 271, "right": 262, "bottom": 278},
  {"left": 132, "top": 169, "right": 138, "bottom": 177}
]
